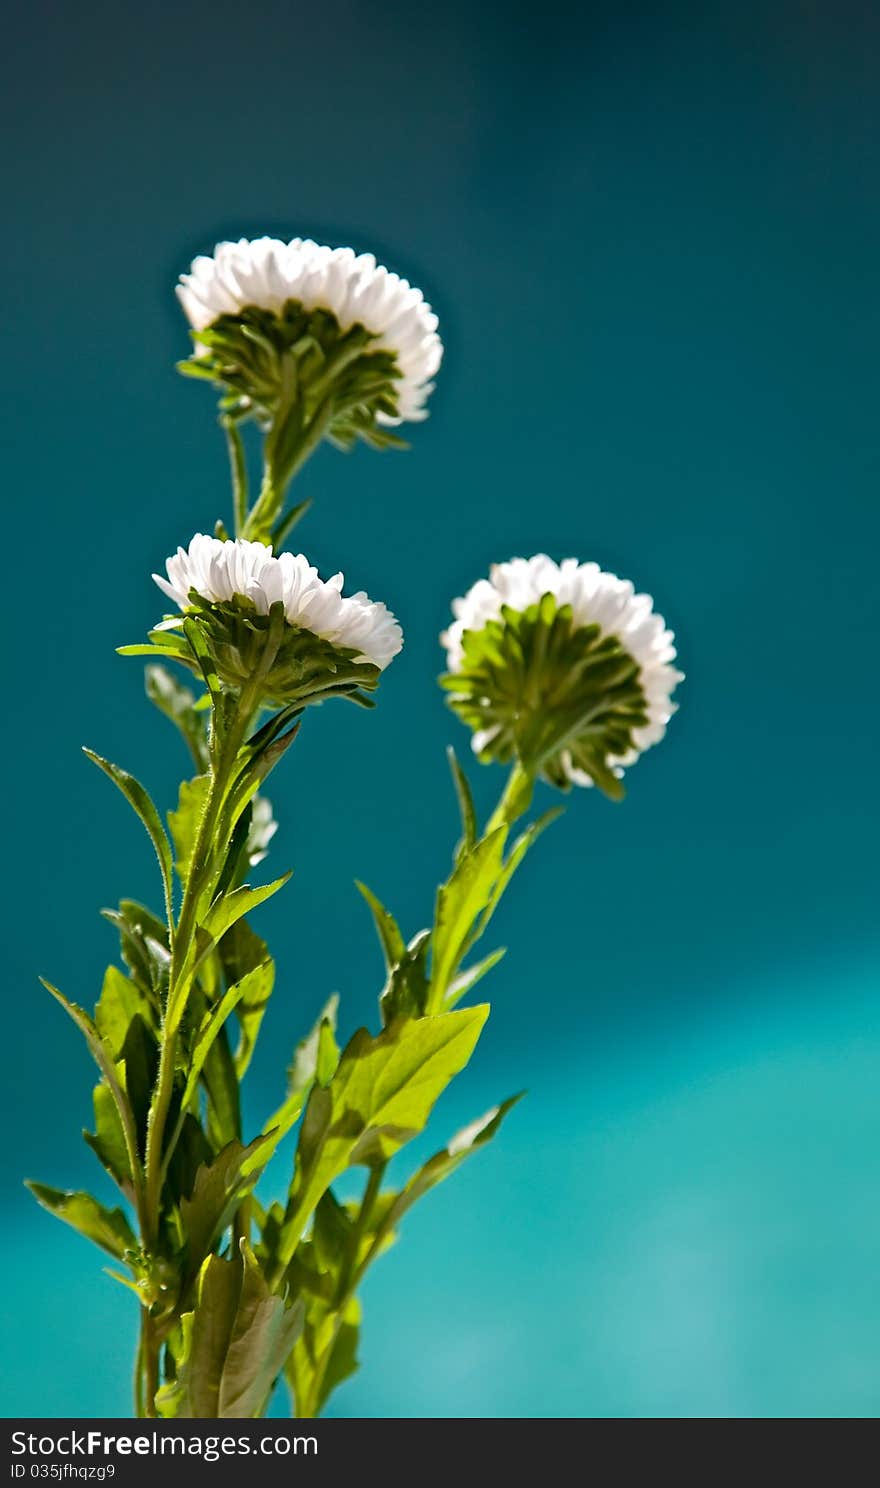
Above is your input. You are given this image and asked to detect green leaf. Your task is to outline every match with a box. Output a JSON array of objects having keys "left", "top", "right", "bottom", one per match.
[
  {"left": 83, "top": 1083, "right": 133, "bottom": 1192},
  {"left": 288, "top": 994, "right": 341, "bottom": 1097},
  {"left": 180, "top": 1137, "right": 270, "bottom": 1275},
  {"left": 385, "top": 1094, "right": 523, "bottom": 1231},
  {"left": 242, "top": 994, "right": 340, "bottom": 1178},
  {"left": 157, "top": 1242, "right": 304, "bottom": 1419},
  {"left": 218, "top": 922, "right": 274, "bottom": 1078},
  {"left": 315, "top": 1018, "right": 340, "bottom": 1087},
  {"left": 200, "top": 1021, "right": 241, "bottom": 1152},
  {"left": 145, "top": 665, "right": 209, "bottom": 770},
  {"left": 168, "top": 775, "right": 210, "bottom": 889},
  {"left": 41, "top": 979, "right": 141, "bottom": 1188},
  {"left": 200, "top": 873, "right": 292, "bottom": 946},
  {"left": 83, "top": 749, "right": 173, "bottom": 916},
  {"left": 429, "top": 829, "right": 507, "bottom": 1006},
  {"left": 278, "top": 1005, "right": 489, "bottom": 1264},
  {"left": 446, "top": 745, "right": 477, "bottom": 855},
  {"left": 355, "top": 882, "right": 405, "bottom": 969},
  {"left": 286, "top": 1296, "right": 360, "bottom": 1419},
  {"left": 474, "top": 807, "right": 563, "bottom": 944},
  {"left": 118, "top": 1014, "right": 158, "bottom": 1160},
  {"left": 25, "top": 1183, "right": 137, "bottom": 1260},
  {"left": 95, "top": 964, "right": 154, "bottom": 1054},
  {"left": 380, "top": 928, "right": 430, "bottom": 1024},
  {"left": 444, "top": 947, "right": 507, "bottom": 1010},
  {"left": 102, "top": 900, "right": 168, "bottom": 1000},
  {"left": 181, "top": 978, "right": 251, "bottom": 1113}
]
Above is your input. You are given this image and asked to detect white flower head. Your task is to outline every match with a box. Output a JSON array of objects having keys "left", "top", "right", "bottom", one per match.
[
  {"left": 177, "top": 236, "right": 442, "bottom": 424},
  {"left": 154, "top": 534, "right": 402, "bottom": 671},
  {"left": 441, "top": 555, "right": 683, "bottom": 795}
]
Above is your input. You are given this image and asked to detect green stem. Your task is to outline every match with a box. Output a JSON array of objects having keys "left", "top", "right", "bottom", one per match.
[
  {"left": 224, "top": 420, "right": 249, "bottom": 536},
  {"left": 242, "top": 398, "right": 335, "bottom": 543},
  {"left": 139, "top": 1312, "right": 161, "bottom": 1419},
  {"left": 486, "top": 760, "right": 534, "bottom": 835},
  {"left": 143, "top": 681, "right": 261, "bottom": 1244},
  {"left": 335, "top": 1164, "right": 384, "bottom": 1309},
  {"left": 297, "top": 1164, "right": 385, "bottom": 1419}
]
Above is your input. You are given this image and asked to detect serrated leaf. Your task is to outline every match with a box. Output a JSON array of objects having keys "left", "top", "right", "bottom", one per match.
[
  {"left": 26, "top": 1183, "right": 137, "bottom": 1260},
  {"left": 83, "top": 749, "right": 173, "bottom": 915}
]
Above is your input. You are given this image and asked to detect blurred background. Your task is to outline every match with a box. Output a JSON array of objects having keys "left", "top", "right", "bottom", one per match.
[{"left": 2, "top": 0, "right": 879, "bottom": 1419}]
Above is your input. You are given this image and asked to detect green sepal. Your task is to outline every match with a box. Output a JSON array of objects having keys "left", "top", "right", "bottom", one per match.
[{"left": 443, "top": 598, "right": 650, "bottom": 797}]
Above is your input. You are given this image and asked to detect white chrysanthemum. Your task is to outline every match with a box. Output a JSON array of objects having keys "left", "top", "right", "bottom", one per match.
[
  {"left": 154, "top": 535, "right": 402, "bottom": 671},
  {"left": 177, "top": 237, "right": 442, "bottom": 423},
  {"left": 442, "top": 554, "right": 683, "bottom": 782}
]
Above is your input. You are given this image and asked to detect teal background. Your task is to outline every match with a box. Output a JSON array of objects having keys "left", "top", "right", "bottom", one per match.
[{"left": 3, "top": 0, "right": 879, "bottom": 1418}]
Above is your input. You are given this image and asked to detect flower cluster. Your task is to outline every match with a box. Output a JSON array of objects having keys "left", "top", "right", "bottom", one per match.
[
  {"left": 155, "top": 535, "right": 402, "bottom": 669},
  {"left": 442, "top": 554, "right": 682, "bottom": 797},
  {"left": 178, "top": 237, "right": 442, "bottom": 427},
  {"left": 152, "top": 535, "right": 402, "bottom": 707}
]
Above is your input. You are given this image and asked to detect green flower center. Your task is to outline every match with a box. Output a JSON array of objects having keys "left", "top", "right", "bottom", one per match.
[{"left": 442, "top": 594, "right": 649, "bottom": 798}]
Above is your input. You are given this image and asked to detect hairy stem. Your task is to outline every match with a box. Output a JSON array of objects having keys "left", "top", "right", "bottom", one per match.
[{"left": 143, "top": 680, "right": 261, "bottom": 1244}]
